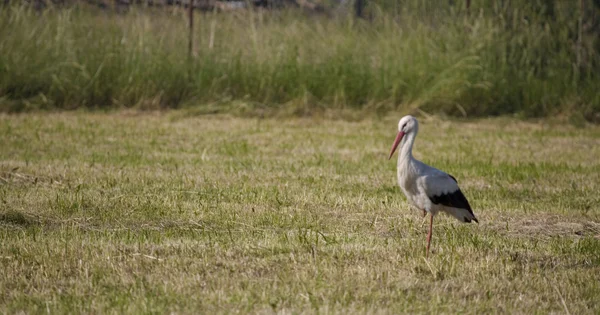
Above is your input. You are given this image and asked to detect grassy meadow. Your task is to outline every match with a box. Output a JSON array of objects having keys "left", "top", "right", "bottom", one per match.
[
  {"left": 1, "top": 112, "right": 599, "bottom": 313},
  {"left": 0, "top": 2, "right": 599, "bottom": 120}
]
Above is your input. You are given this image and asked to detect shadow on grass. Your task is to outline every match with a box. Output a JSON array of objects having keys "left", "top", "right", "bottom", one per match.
[{"left": 0, "top": 210, "right": 39, "bottom": 227}]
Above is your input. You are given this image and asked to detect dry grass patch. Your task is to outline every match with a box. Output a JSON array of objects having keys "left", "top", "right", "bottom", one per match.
[{"left": 1, "top": 112, "right": 599, "bottom": 313}]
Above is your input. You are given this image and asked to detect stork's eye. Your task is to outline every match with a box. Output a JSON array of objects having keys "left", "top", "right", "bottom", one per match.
[{"left": 401, "top": 123, "right": 407, "bottom": 131}]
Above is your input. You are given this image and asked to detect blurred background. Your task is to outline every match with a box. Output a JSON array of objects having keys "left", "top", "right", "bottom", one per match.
[{"left": 1, "top": 0, "right": 599, "bottom": 122}]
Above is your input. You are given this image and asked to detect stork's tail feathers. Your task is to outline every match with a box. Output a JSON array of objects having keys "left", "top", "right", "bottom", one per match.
[{"left": 444, "top": 207, "right": 479, "bottom": 223}]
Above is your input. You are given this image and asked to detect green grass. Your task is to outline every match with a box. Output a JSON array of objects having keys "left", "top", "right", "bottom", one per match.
[
  {"left": 1, "top": 112, "right": 599, "bottom": 313},
  {"left": 1, "top": 2, "right": 599, "bottom": 120}
]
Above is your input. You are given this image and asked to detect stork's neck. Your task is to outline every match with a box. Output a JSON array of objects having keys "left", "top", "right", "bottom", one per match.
[{"left": 397, "top": 130, "right": 416, "bottom": 169}]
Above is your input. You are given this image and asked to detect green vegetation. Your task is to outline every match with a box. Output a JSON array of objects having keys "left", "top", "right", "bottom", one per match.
[
  {"left": 1, "top": 113, "right": 599, "bottom": 313},
  {"left": 0, "top": 2, "right": 599, "bottom": 120}
]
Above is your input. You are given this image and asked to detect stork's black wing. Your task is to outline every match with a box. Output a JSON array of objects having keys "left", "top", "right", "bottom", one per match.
[{"left": 427, "top": 174, "right": 477, "bottom": 223}]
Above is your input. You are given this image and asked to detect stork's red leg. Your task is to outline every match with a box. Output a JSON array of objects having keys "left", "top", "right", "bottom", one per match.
[
  {"left": 422, "top": 210, "right": 427, "bottom": 218},
  {"left": 426, "top": 214, "right": 434, "bottom": 258}
]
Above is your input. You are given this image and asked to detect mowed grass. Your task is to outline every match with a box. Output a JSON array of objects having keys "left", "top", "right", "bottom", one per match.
[{"left": 1, "top": 112, "right": 599, "bottom": 313}]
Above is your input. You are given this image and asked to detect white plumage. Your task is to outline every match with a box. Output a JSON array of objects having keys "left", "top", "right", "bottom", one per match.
[{"left": 388, "top": 115, "right": 478, "bottom": 257}]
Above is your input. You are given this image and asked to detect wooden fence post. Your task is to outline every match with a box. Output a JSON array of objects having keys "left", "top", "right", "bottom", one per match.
[
  {"left": 577, "top": 0, "right": 584, "bottom": 70},
  {"left": 188, "top": 0, "right": 194, "bottom": 58},
  {"left": 355, "top": 0, "right": 364, "bottom": 18}
]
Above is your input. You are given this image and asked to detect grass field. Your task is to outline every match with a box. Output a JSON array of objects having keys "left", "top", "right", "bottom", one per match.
[
  {"left": 1, "top": 112, "right": 600, "bottom": 313},
  {"left": 1, "top": 3, "right": 599, "bottom": 120}
]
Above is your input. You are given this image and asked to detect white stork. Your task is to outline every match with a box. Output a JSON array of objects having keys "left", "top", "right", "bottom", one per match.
[{"left": 388, "top": 115, "right": 478, "bottom": 257}]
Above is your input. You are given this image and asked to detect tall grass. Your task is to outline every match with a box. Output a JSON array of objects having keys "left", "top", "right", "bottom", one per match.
[{"left": 0, "top": 2, "right": 598, "bottom": 120}]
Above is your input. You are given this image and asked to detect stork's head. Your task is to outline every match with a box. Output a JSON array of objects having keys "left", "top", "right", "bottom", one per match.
[{"left": 388, "top": 115, "right": 418, "bottom": 160}]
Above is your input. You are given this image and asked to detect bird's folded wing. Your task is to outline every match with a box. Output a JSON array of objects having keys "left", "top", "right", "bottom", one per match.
[{"left": 420, "top": 174, "right": 473, "bottom": 213}]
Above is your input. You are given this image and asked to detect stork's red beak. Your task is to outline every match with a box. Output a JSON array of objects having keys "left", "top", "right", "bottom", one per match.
[{"left": 388, "top": 131, "right": 405, "bottom": 160}]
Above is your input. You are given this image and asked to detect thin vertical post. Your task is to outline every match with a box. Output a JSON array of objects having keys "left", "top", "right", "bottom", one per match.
[
  {"left": 577, "top": 0, "right": 583, "bottom": 70},
  {"left": 355, "top": 0, "right": 364, "bottom": 18},
  {"left": 188, "top": 0, "right": 194, "bottom": 58}
]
